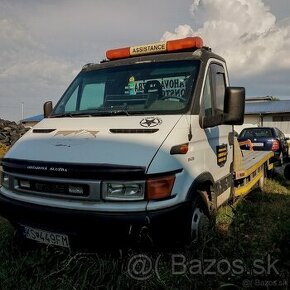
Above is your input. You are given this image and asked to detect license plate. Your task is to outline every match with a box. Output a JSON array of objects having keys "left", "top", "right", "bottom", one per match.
[
  {"left": 252, "top": 143, "right": 264, "bottom": 147},
  {"left": 21, "top": 225, "right": 70, "bottom": 248}
]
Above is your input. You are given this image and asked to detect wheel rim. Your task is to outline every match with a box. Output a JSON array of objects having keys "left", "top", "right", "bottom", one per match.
[
  {"left": 280, "top": 152, "right": 284, "bottom": 165},
  {"left": 259, "top": 165, "right": 265, "bottom": 189},
  {"left": 191, "top": 207, "right": 209, "bottom": 243}
]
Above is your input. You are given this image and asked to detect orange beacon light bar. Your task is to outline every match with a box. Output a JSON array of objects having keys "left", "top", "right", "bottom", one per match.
[{"left": 106, "top": 37, "right": 204, "bottom": 60}]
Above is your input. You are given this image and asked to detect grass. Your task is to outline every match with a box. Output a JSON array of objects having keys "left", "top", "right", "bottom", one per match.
[{"left": 0, "top": 178, "right": 289, "bottom": 289}]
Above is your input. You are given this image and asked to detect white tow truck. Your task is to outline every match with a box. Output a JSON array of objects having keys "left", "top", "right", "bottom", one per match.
[{"left": 0, "top": 37, "right": 273, "bottom": 248}]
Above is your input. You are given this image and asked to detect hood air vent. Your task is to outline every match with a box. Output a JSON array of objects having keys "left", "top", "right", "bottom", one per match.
[
  {"left": 33, "top": 129, "right": 56, "bottom": 133},
  {"left": 109, "top": 129, "right": 159, "bottom": 134}
]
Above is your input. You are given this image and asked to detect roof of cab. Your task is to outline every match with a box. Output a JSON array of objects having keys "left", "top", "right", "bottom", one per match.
[{"left": 81, "top": 48, "right": 225, "bottom": 72}]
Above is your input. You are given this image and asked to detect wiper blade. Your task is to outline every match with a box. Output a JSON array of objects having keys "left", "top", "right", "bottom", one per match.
[
  {"left": 109, "top": 110, "right": 130, "bottom": 116},
  {"left": 92, "top": 106, "right": 130, "bottom": 116},
  {"left": 51, "top": 112, "right": 121, "bottom": 118},
  {"left": 51, "top": 112, "right": 92, "bottom": 118},
  {"left": 51, "top": 108, "right": 140, "bottom": 118},
  {"left": 51, "top": 113, "right": 74, "bottom": 118},
  {"left": 83, "top": 110, "right": 130, "bottom": 116}
]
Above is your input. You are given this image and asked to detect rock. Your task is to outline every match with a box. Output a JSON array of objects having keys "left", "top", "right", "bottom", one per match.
[{"left": 0, "top": 118, "right": 29, "bottom": 147}]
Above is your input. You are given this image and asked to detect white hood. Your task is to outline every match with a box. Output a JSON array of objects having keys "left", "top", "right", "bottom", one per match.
[{"left": 6, "top": 115, "right": 182, "bottom": 168}]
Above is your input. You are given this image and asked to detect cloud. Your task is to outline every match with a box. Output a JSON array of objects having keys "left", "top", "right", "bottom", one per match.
[
  {"left": 0, "top": 19, "right": 76, "bottom": 82},
  {"left": 2, "top": 0, "right": 190, "bottom": 64},
  {"left": 0, "top": 17, "right": 77, "bottom": 120},
  {"left": 0, "top": 0, "right": 289, "bottom": 121},
  {"left": 161, "top": 0, "right": 290, "bottom": 77},
  {"left": 0, "top": 0, "right": 194, "bottom": 121}
]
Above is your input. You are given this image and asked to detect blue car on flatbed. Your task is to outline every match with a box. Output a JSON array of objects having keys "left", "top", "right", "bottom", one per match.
[{"left": 238, "top": 127, "right": 289, "bottom": 165}]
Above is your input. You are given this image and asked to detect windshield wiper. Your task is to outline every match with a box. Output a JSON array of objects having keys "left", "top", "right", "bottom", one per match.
[
  {"left": 51, "top": 112, "right": 97, "bottom": 118},
  {"left": 51, "top": 112, "right": 74, "bottom": 118},
  {"left": 109, "top": 110, "right": 130, "bottom": 116},
  {"left": 99, "top": 104, "right": 130, "bottom": 116},
  {"left": 51, "top": 106, "right": 136, "bottom": 118}
]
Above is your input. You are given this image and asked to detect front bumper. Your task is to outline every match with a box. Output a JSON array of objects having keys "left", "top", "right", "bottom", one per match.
[{"left": 0, "top": 192, "right": 191, "bottom": 247}]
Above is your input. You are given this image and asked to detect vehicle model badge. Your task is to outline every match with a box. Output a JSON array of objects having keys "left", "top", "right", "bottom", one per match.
[
  {"left": 140, "top": 117, "right": 162, "bottom": 128},
  {"left": 54, "top": 130, "right": 99, "bottom": 137}
]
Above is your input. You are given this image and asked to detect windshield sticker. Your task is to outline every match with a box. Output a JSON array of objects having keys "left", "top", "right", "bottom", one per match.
[
  {"left": 140, "top": 117, "right": 162, "bottom": 128},
  {"left": 128, "top": 76, "right": 136, "bottom": 95},
  {"left": 126, "top": 77, "right": 188, "bottom": 98},
  {"left": 124, "top": 77, "right": 189, "bottom": 97}
]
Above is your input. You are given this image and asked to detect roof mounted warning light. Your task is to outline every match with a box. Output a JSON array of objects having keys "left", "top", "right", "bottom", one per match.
[{"left": 106, "top": 37, "right": 204, "bottom": 60}]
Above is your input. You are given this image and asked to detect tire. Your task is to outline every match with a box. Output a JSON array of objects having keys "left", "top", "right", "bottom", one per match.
[
  {"left": 186, "top": 191, "right": 212, "bottom": 246},
  {"left": 190, "top": 205, "right": 210, "bottom": 243},
  {"left": 279, "top": 152, "right": 284, "bottom": 166},
  {"left": 284, "top": 164, "right": 290, "bottom": 180},
  {"left": 259, "top": 164, "right": 266, "bottom": 190},
  {"left": 284, "top": 149, "right": 289, "bottom": 162}
]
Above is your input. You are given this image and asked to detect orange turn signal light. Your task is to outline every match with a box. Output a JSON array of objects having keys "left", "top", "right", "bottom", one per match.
[
  {"left": 170, "top": 143, "right": 189, "bottom": 155},
  {"left": 146, "top": 175, "right": 175, "bottom": 200},
  {"left": 167, "top": 37, "right": 203, "bottom": 52},
  {"left": 106, "top": 47, "right": 130, "bottom": 61}
]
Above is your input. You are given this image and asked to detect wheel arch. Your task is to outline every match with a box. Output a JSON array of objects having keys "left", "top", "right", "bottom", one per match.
[{"left": 186, "top": 172, "right": 217, "bottom": 216}]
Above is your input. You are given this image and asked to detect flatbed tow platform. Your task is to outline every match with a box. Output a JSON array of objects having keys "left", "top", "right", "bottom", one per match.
[{"left": 234, "top": 139, "right": 274, "bottom": 197}]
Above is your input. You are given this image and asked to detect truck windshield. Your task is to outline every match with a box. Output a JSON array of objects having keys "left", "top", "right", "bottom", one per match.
[{"left": 51, "top": 60, "right": 199, "bottom": 116}]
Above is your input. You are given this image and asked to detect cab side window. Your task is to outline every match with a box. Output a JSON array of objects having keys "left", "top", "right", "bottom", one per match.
[
  {"left": 201, "top": 63, "right": 227, "bottom": 117},
  {"left": 203, "top": 69, "right": 213, "bottom": 116},
  {"left": 214, "top": 68, "right": 226, "bottom": 112}
]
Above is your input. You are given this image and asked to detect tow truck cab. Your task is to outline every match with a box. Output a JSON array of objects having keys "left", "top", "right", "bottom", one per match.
[{"left": 0, "top": 37, "right": 245, "bottom": 247}]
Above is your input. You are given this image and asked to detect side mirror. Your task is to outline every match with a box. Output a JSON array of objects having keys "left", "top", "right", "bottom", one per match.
[
  {"left": 223, "top": 87, "right": 245, "bottom": 125},
  {"left": 43, "top": 101, "right": 53, "bottom": 118}
]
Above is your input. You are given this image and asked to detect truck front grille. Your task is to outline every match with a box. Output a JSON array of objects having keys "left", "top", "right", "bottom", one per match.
[
  {"left": 4, "top": 173, "right": 101, "bottom": 201},
  {"left": 17, "top": 178, "right": 89, "bottom": 197}
]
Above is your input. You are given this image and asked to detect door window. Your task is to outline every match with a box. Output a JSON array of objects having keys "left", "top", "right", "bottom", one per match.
[{"left": 201, "top": 63, "right": 226, "bottom": 117}]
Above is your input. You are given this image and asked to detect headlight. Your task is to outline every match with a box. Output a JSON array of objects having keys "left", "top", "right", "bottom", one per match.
[
  {"left": 0, "top": 172, "right": 9, "bottom": 188},
  {"left": 102, "top": 181, "right": 145, "bottom": 201}
]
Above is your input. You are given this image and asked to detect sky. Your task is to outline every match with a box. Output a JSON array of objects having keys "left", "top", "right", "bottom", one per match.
[{"left": 0, "top": 0, "right": 289, "bottom": 121}]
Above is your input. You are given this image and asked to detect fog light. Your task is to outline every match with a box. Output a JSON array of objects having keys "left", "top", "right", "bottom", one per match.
[
  {"left": 19, "top": 180, "right": 30, "bottom": 189},
  {"left": 1, "top": 172, "right": 9, "bottom": 188}
]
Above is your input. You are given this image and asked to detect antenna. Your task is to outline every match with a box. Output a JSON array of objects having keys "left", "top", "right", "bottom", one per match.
[{"left": 188, "top": 121, "right": 192, "bottom": 141}]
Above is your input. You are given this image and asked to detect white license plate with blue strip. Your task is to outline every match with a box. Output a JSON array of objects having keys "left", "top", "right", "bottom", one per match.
[
  {"left": 252, "top": 143, "right": 264, "bottom": 147},
  {"left": 21, "top": 225, "right": 70, "bottom": 248}
]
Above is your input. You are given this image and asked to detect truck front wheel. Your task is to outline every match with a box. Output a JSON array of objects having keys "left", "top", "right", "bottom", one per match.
[{"left": 187, "top": 192, "right": 211, "bottom": 246}]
